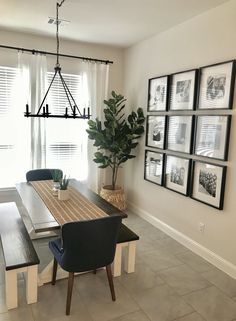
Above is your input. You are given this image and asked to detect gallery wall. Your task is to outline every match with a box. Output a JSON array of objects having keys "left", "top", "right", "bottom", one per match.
[{"left": 123, "top": 0, "right": 236, "bottom": 275}]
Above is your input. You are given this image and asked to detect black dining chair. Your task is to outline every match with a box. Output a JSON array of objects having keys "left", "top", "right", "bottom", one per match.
[
  {"left": 48, "top": 215, "right": 122, "bottom": 315},
  {"left": 26, "top": 168, "right": 63, "bottom": 182}
]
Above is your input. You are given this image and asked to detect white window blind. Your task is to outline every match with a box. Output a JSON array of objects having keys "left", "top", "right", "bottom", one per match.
[
  {"left": 0, "top": 66, "right": 30, "bottom": 188},
  {"left": 46, "top": 71, "right": 88, "bottom": 180}
]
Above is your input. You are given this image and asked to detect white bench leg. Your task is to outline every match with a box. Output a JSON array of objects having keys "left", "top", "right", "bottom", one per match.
[
  {"left": 124, "top": 241, "right": 136, "bottom": 274},
  {"left": 5, "top": 270, "right": 17, "bottom": 309},
  {"left": 26, "top": 265, "right": 38, "bottom": 304},
  {"left": 113, "top": 244, "right": 122, "bottom": 277}
]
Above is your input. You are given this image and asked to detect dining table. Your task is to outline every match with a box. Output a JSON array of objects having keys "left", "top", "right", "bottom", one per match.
[{"left": 15, "top": 179, "right": 128, "bottom": 285}]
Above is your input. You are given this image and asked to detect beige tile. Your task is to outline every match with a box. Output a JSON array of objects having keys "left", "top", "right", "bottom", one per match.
[
  {"left": 160, "top": 264, "right": 211, "bottom": 295},
  {"left": 109, "top": 310, "right": 151, "bottom": 321},
  {"left": 133, "top": 284, "right": 193, "bottom": 321},
  {"left": 156, "top": 237, "right": 188, "bottom": 255},
  {"left": 78, "top": 277, "right": 139, "bottom": 321},
  {"left": 176, "top": 251, "right": 214, "bottom": 273},
  {"left": 183, "top": 286, "right": 236, "bottom": 321},
  {"left": 174, "top": 312, "right": 206, "bottom": 321},
  {"left": 202, "top": 268, "right": 236, "bottom": 298},
  {"left": 142, "top": 249, "right": 183, "bottom": 272},
  {"left": 136, "top": 237, "right": 160, "bottom": 254},
  {"left": 118, "top": 263, "right": 165, "bottom": 295},
  {"left": 31, "top": 279, "right": 93, "bottom": 321}
]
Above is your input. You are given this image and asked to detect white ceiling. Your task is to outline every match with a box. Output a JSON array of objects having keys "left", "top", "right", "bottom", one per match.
[{"left": 0, "top": 0, "right": 230, "bottom": 47}]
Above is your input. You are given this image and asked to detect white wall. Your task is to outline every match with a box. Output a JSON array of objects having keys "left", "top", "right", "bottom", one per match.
[
  {"left": 0, "top": 29, "right": 124, "bottom": 93},
  {"left": 124, "top": 0, "right": 236, "bottom": 274}
]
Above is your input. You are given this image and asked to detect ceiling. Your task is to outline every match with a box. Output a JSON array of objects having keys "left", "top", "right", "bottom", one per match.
[{"left": 0, "top": 0, "right": 230, "bottom": 48}]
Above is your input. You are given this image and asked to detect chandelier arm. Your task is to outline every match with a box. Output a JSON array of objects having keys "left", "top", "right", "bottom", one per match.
[
  {"left": 60, "top": 74, "right": 83, "bottom": 116},
  {"left": 58, "top": 71, "right": 74, "bottom": 112},
  {"left": 37, "top": 69, "right": 59, "bottom": 114}
]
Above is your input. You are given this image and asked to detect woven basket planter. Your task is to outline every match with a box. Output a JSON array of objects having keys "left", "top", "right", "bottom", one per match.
[{"left": 100, "top": 185, "right": 126, "bottom": 211}]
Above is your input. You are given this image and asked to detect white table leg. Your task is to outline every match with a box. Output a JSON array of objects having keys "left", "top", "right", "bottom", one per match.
[
  {"left": 113, "top": 244, "right": 122, "bottom": 277},
  {"left": 26, "top": 265, "right": 38, "bottom": 304},
  {"left": 5, "top": 270, "right": 17, "bottom": 309},
  {"left": 124, "top": 241, "right": 136, "bottom": 273}
]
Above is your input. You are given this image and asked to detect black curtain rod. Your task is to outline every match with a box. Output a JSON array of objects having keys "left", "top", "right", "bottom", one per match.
[{"left": 0, "top": 44, "right": 113, "bottom": 65}]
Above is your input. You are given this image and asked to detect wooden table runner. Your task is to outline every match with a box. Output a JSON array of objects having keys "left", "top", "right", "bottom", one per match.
[{"left": 31, "top": 180, "right": 108, "bottom": 225}]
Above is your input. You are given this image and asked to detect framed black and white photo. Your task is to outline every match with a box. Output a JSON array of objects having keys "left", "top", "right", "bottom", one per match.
[
  {"left": 147, "top": 75, "right": 169, "bottom": 111},
  {"left": 169, "top": 69, "right": 197, "bottom": 111},
  {"left": 190, "top": 161, "right": 226, "bottom": 210},
  {"left": 194, "top": 115, "right": 231, "bottom": 161},
  {"left": 198, "top": 60, "right": 236, "bottom": 110},
  {"left": 146, "top": 115, "right": 166, "bottom": 149},
  {"left": 167, "top": 115, "right": 193, "bottom": 153},
  {"left": 164, "top": 155, "right": 191, "bottom": 196},
  {"left": 144, "top": 150, "right": 164, "bottom": 186}
]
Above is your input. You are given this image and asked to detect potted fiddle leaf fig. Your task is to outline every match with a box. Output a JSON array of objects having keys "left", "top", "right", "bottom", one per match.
[{"left": 87, "top": 91, "right": 145, "bottom": 210}]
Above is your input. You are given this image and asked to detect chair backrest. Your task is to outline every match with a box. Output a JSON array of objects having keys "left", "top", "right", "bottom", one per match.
[
  {"left": 60, "top": 215, "right": 122, "bottom": 272},
  {"left": 26, "top": 169, "right": 63, "bottom": 182}
]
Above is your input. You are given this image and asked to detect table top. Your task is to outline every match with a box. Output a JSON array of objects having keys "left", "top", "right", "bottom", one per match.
[{"left": 16, "top": 179, "right": 127, "bottom": 233}]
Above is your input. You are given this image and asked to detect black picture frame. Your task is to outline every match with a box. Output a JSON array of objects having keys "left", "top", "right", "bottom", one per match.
[
  {"left": 194, "top": 115, "right": 231, "bottom": 161},
  {"left": 190, "top": 160, "right": 227, "bottom": 210},
  {"left": 164, "top": 154, "right": 191, "bottom": 196},
  {"left": 197, "top": 60, "right": 236, "bottom": 110},
  {"left": 144, "top": 150, "right": 165, "bottom": 186},
  {"left": 147, "top": 75, "right": 169, "bottom": 112},
  {"left": 146, "top": 115, "right": 166, "bottom": 149},
  {"left": 166, "top": 115, "right": 194, "bottom": 154},
  {"left": 169, "top": 69, "right": 198, "bottom": 111}
]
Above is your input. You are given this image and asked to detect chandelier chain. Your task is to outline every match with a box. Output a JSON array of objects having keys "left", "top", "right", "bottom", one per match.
[{"left": 56, "top": 0, "right": 66, "bottom": 66}]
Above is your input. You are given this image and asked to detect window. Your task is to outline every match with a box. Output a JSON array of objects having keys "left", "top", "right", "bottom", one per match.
[
  {"left": 0, "top": 66, "right": 88, "bottom": 188},
  {"left": 0, "top": 66, "right": 30, "bottom": 188},
  {"left": 45, "top": 71, "right": 88, "bottom": 180}
]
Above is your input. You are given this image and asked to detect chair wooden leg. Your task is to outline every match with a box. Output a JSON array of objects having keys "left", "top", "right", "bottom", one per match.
[
  {"left": 106, "top": 265, "right": 116, "bottom": 301},
  {"left": 93, "top": 269, "right": 97, "bottom": 274},
  {"left": 52, "top": 258, "right": 58, "bottom": 285},
  {"left": 66, "top": 272, "right": 74, "bottom": 315}
]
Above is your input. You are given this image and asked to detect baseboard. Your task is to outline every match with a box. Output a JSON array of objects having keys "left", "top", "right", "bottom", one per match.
[{"left": 127, "top": 201, "right": 236, "bottom": 279}]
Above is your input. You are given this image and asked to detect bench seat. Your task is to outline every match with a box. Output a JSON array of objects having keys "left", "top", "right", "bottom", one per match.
[
  {"left": 0, "top": 202, "right": 40, "bottom": 309},
  {"left": 113, "top": 223, "right": 139, "bottom": 277}
]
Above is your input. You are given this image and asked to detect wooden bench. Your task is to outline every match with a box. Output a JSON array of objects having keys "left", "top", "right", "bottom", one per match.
[
  {"left": 113, "top": 223, "right": 139, "bottom": 277},
  {"left": 0, "top": 202, "right": 40, "bottom": 309}
]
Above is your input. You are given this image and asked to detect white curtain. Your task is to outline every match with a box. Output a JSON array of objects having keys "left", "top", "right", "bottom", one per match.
[
  {"left": 78, "top": 61, "right": 110, "bottom": 192},
  {"left": 18, "top": 51, "right": 47, "bottom": 169}
]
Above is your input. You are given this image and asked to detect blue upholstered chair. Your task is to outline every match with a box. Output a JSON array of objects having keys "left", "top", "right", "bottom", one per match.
[
  {"left": 49, "top": 215, "right": 122, "bottom": 315},
  {"left": 26, "top": 168, "right": 63, "bottom": 182}
]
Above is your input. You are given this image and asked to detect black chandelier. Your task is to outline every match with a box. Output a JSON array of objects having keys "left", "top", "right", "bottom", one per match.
[{"left": 25, "top": 0, "right": 90, "bottom": 119}]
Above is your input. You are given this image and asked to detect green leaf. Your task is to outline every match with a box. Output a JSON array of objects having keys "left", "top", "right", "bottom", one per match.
[{"left": 87, "top": 91, "right": 145, "bottom": 187}]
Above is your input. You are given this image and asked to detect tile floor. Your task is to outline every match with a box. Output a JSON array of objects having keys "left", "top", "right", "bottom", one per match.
[{"left": 1, "top": 193, "right": 236, "bottom": 320}]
